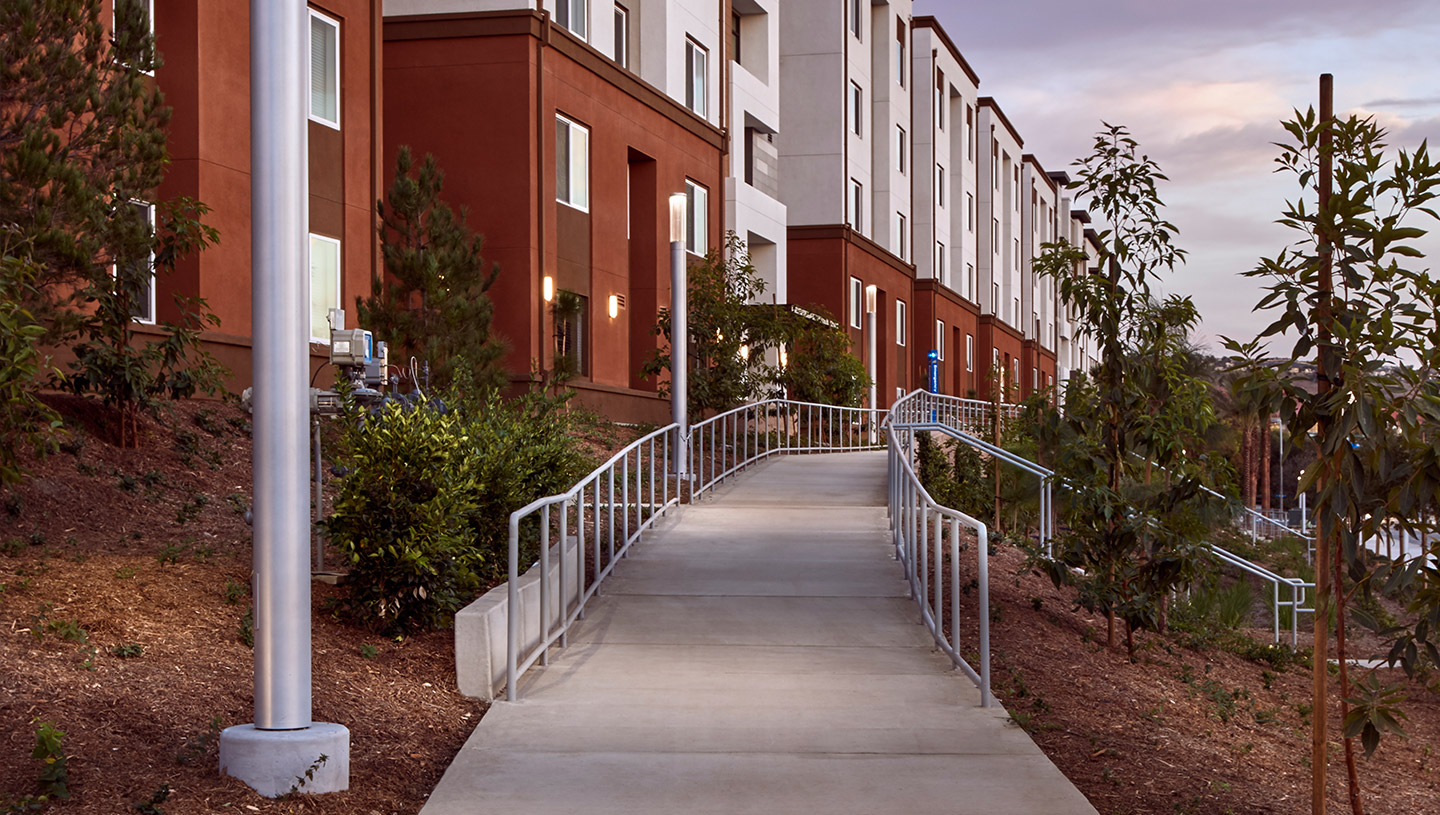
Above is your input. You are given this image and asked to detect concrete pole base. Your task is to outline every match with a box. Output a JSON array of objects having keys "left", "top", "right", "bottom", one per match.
[{"left": 218, "top": 722, "right": 350, "bottom": 797}]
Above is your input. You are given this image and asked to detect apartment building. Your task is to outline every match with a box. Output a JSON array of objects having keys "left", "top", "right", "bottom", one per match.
[
  {"left": 1020, "top": 154, "right": 1059, "bottom": 398},
  {"left": 381, "top": 1, "right": 726, "bottom": 421},
  {"left": 145, "top": 0, "right": 384, "bottom": 387},
  {"left": 779, "top": 0, "right": 915, "bottom": 407},
  {"left": 126, "top": 1, "right": 1109, "bottom": 419},
  {"left": 727, "top": 1, "right": 787, "bottom": 304},
  {"left": 908, "top": 18, "right": 982, "bottom": 399}
]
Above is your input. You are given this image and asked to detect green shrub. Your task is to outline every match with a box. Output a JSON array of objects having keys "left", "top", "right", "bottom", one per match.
[{"left": 325, "top": 387, "right": 586, "bottom": 634}]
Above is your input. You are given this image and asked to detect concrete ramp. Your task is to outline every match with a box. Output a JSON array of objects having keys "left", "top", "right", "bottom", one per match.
[{"left": 421, "top": 452, "right": 1097, "bottom": 815}]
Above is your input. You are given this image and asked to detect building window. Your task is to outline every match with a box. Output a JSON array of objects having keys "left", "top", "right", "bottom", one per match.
[
  {"left": 966, "top": 104, "right": 974, "bottom": 160},
  {"left": 849, "top": 178, "right": 863, "bottom": 234},
  {"left": 308, "top": 234, "right": 341, "bottom": 343},
  {"left": 556, "top": 0, "right": 587, "bottom": 40},
  {"left": 992, "top": 217, "right": 999, "bottom": 250},
  {"left": 895, "top": 19, "right": 905, "bottom": 86},
  {"left": 992, "top": 139, "right": 999, "bottom": 187},
  {"left": 308, "top": 10, "right": 340, "bottom": 129},
  {"left": 966, "top": 263, "right": 976, "bottom": 299},
  {"left": 850, "top": 0, "right": 861, "bottom": 40},
  {"left": 556, "top": 292, "right": 590, "bottom": 377},
  {"left": 850, "top": 81, "right": 863, "bottom": 137},
  {"left": 896, "top": 300, "right": 907, "bottom": 346},
  {"left": 897, "top": 125, "right": 906, "bottom": 173},
  {"left": 849, "top": 276, "right": 863, "bottom": 329},
  {"left": 966, "top": 334, "right": 974, "bottom": 372},
  {"left": 993, "top": 348, "right": 1000, "bottom": 377},
  {"left": 896, "top": 213, "right": 907, "bottom": 261},
  {"left": 685, "top": 178, "right": 708, "bottom": 255},
  {"left": 556, "top": 114, "right": 590, "bottom": 210},
  {"left": 992, "top": 281, "right": 999, "bottom": 313},
  {"left": 935, "top": 69, "right": 945, "bottom": 130},
  {"left": 935, "top": 241, "right": 945, "bottom": 279},
  {"left": 614, "top": 4, "right": 629, "bottom": 68},
  {"left": 967, "top": 193, "right": 974, "bottom": 232},
  {"left": 1012, "top": 358, "right": 1020, "bottom": 388},
  {"left": 114, "top": 0, "right": 156, "bottom": 73},
  {"left": 685, "top": 38, "right": 708, "bottom": 117},
  {"left": 936, "top": 164, "right": 945, "bottom": 208},
  {"left": 116, "top": 200, "right": 156, "bottom": 324},
  {"left": 935, "top": 320, "right": 944, "bottom": 360}
]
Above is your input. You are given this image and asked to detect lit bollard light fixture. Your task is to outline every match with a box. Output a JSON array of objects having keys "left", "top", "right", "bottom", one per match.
[
  {"left": 218, "top": 0, "right": 348, "bottom": 797},
  {"left": 669, "top": 192, "right": 689, "bottom": 485}
]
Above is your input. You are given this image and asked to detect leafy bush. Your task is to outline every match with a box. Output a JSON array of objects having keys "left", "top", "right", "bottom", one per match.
[{"left": 325, "top": 387, "right": 586, "bottom": 634}]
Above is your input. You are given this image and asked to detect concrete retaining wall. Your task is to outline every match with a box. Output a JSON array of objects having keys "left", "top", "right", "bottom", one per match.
[{"left": 455, "top": 536, "right": 583, "bottom": 700}]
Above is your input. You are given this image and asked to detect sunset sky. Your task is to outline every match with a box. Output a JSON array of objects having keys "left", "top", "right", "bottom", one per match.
[{"left": 917, "top": 0, "right": 1440, "bottom": 353}]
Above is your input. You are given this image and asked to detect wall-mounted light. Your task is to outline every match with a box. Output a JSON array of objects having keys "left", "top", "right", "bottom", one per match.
[
  {"left": 543, "top": 275, "right": 555, "bottom": 302},
  {"left": 739, "top": 344, "right": 750, "bottom": 361},
  {"left": 865, "top": 284, "right": 877, "bottom": 314},
  {"left": 669, "top": 192, "right": 688, "bottom": 244},
  {"left": 608, "top": 294, "right": 619, "bottom": 319},
  {"left": 779, "top": 347, "right": 788, "bottom": 369}
]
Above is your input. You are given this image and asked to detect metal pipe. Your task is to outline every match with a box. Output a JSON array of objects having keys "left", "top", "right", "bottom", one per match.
[
  {"left": 313, "top": 417, "right": 323, "bottom": 573},
  {"left": 671, "top": 235, "right": 688, "bottom": 482},
  {"left": 250, "top": 0, "right": 311, "bottom": 732},
  {"left": 540, "top": 504, "right": 550, "bottom": 666}
]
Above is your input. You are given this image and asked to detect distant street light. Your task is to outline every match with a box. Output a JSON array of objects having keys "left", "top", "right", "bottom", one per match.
[{"left": 669, "top": 192, "right": 688, "bottom": 483}]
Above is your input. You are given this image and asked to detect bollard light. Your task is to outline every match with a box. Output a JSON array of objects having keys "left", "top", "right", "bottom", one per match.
[
  {"left": 865, "top": 284, "right": 877, "bottom": 314},
  {"left": 670, "top": 192, "right": 688, "bottom": 245}
]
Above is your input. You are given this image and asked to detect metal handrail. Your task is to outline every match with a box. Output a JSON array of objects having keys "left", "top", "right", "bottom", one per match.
[
  {"left": 1208, "top": 545, "right": 1314, "bottom": 647},
  {"left": 892, "top": 388, "right": 1314, "bottom": 647},
  {"left": 506, "top": 423, "right": 679, "bottom": 701},
  {"left": 688, "top": 399, "right": 885, "bottom": 501},
  {"left": 886, "top": 421, "right": 992, "bottom": 706}
]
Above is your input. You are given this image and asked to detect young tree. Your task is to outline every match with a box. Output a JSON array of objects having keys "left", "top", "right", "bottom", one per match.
[
  {"left": 1031, "top": 124, "right": 1225, "bottom": 655},
  {"left": 1, "top": 0, "right": 225, "bottom": 446},
  {"left": 1227, "top": 105, "right": 1440, "bottom": 815},
  {"left": 643, "top": 233, "right": 870, "bottom": 415},
  {"left": 360, "top": 146, "right": 507, "bottom": 392},
  {"left": 643, "top": 233, "right": 779, "bottom": 416}
]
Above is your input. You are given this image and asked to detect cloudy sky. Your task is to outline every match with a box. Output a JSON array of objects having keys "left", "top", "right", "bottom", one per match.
[{"left": 916, "top": 0, "right": 1440, "bottom": 353}]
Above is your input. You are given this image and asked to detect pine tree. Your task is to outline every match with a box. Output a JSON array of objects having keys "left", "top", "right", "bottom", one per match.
[
  {"left": 0, "top": 0, "right": 224, "bottom": 447},
  {"left": 360, "top": 146, "right": 507, "bottom": 392}
]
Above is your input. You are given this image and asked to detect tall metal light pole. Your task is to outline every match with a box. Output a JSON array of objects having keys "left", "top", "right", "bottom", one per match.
[
  {"left": 669, "top": 192, "right": 689, "bottom": 485},
  {"left": 219, "top": 0, "right": 348, "bottom": 796},
  {"left": 865, "top": 284, "right": 877, "bottom": 439}
]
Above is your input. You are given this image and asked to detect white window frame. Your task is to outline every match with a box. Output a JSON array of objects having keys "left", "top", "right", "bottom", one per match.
[
  {"left": 308, "top": 233, "right": 342, "bottom": 344},
  {"left": 556, "top": 0, "right": 588, "bottom": 41},
  {"left": 935, "top": 320, "right": 945, "bottom": 361},
  {"left": 849, "top": 178, "right": 864, "bottom": 234},
  {"left": 849, "top": 276, "right": 864, "bottom": 329},
  {"left": 114, "top": 200, "right": 157, "bottom": 325},
  {"left": 113, "top": 0, "right": 156, "bottom": 75},
  {"left": 896, "top": 125, "right": 906, "bottom": 173},
  {"left": 895, "top": 21, "right": 905, "bottom": 87},
  {"left": 308, "top": 9, "right": 340, "bottom": 130},
  {"left": 613, "top": 4, "right": 629, "bottom": 68},
  {"left": 685, "top": 37, "right": 708, "bottom": 118},
  {"left": 850, "top": 81, "right": 863, "bottom": 137},
  {"left": 556, "top": 113, "right": 590, "bottom": 211},
  {"left": 850, "top": 0, "right": 862, "bottom": 40},
  {"left": 685, "top": 179, "right": 708, "bottom": 255},
  {"left": 896, "top": 300, "right": 907, "bottom": 346}
]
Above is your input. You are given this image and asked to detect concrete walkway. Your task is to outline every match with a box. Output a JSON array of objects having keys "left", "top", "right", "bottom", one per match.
[{"left": 421, "top": 452, "right": 1097, "bottom": 814}]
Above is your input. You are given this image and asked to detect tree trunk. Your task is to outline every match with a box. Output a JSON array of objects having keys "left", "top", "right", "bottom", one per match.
[
  {"left": 1336, "top": 544, "right": 1365, "bottom": 815},
  {"left": 1241, "top": 419, "right": 1256, "bottom": 510},
  {"left": 1261, "top": 417, "right": 1272, "bottom": 512}
]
